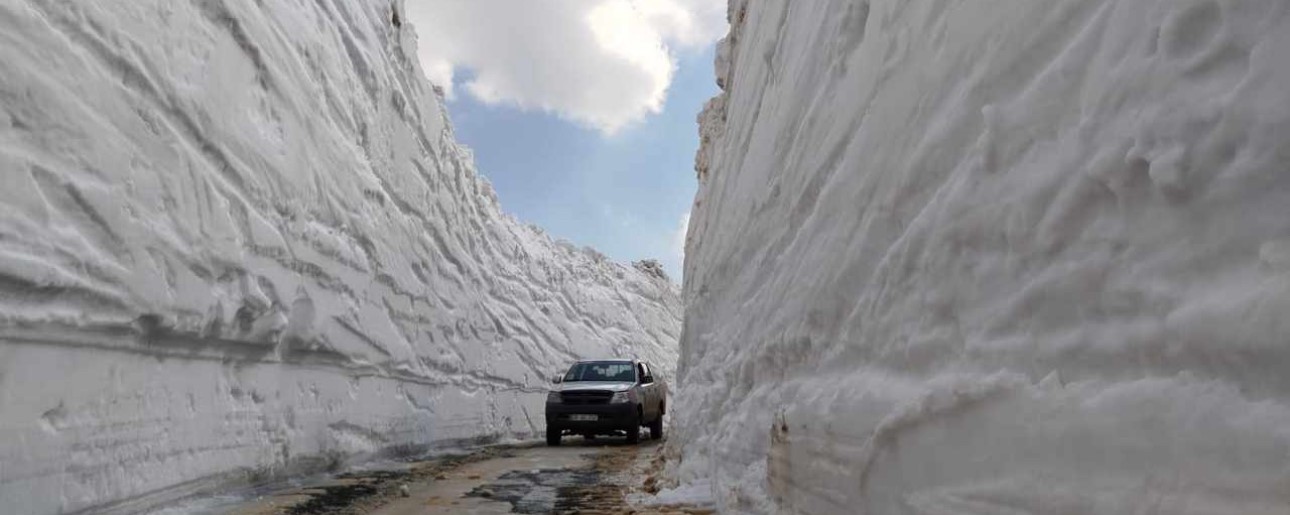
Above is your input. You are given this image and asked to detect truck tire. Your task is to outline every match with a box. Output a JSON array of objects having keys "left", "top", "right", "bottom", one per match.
[
  {"left": 649, "top": 413, "right": 664, "bottom": 440},
  {"left": 626, "top": 406, "right": 642, "bottom": 444},
  {"left": 546, "top": 426, "right": 562, "bottom": 446}
]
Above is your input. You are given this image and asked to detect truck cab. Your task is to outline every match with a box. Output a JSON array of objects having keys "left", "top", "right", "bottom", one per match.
[{"left": 544, "top": 359, "right": 666, "bottom": 445}]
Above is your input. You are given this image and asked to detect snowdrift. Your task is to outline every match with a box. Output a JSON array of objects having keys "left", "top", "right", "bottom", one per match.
[
  {"left": 671, "top": 0, "right": 1290, "bottom": 513},
  {"left": 0, "top": 1, "right": 679, "bottom": 513}
]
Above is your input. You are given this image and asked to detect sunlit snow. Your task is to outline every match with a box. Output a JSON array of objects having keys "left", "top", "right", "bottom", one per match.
[
  {"left": 668, "top": 0, "right": 1290, "bottom": 513},
  {"left": 0, "top": 1, "right": 679, "bottom": 513}
]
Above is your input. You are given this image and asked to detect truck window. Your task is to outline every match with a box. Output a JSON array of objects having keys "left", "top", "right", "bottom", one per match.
[{"left": 563, "top": 362, "right": 636, "bottom": 382}]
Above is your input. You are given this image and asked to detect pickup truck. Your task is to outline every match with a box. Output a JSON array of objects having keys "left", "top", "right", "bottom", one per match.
[{"left": 544, "top": 358, "right": 666, "bottom": 445}]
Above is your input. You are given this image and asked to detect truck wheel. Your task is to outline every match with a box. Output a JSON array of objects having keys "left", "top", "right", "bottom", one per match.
[
  {"left": 546, "top": 426, "right": 562, "bottom": 446},
  {"left": 649, "top": 414, "right": 664, "bottom": 440},
  {"left": 625, "top": 406, "right": 643, "bottom": 444}
]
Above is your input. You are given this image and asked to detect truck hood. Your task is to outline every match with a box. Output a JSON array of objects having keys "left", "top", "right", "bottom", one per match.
[{"left": 555, "top": 382, "right": 635, "bottom": 393}]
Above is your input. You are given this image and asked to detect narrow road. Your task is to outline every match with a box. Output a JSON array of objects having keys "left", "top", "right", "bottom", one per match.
[{"left": 220, "top": 437, "right": 709, "bottom": 515}]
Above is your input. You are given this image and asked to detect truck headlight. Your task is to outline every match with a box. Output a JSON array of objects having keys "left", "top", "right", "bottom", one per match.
[
  {"left": 546, "top": 391, "right": 561, "bottom": 403},
  {"left": 610, "top": 391, "right": 631, "bottom": 404}
]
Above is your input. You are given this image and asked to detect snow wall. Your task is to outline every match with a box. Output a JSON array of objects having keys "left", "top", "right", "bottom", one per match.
[
  {"left": 0, "top": 1, "right": 680, "bottom": 513},
  {"left": 671, "top": 0, "right": 1290, "bottom": 513}
]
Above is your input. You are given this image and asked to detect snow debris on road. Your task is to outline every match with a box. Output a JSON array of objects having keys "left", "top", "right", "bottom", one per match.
[{"left": 670, "top": 0, "right": 1290, "bottom": 513}]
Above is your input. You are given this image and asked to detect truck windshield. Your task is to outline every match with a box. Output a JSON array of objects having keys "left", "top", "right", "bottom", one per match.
[{"left": 563, "top": 362, "right": 636, "bottom": 382}]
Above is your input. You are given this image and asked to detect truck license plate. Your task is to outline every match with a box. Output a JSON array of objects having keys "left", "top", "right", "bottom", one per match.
[{"left": 570, "top": 414, "right": 598, "bottom": 422}]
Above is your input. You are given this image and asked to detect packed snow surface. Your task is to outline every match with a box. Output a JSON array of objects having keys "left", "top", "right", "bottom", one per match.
[
  {"left": 0, "top": 1, "right": 680, "bottom": 513},
  {"left": 670, "top": 0, "right": 1290, "bottom": 513}
]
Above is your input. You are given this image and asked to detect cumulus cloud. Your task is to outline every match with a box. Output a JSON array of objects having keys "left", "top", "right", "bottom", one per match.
[
  {"left": 404, "top": 0, "right": 727, "bottom": 134},
  {"left": 672, "top": 211, "right": 690, "bottom": 259}
]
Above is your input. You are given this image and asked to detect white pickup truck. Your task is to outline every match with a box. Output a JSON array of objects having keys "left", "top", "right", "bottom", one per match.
[{"left": 543, "top": 359, "right": 667, "bottom": 445}]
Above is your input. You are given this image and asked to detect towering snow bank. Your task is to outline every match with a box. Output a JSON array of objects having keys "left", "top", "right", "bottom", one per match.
[
  {"left": 673, "top": 0, "right": 1290, "bottom": 512},
  {"left": 0, "top": 1, "right": 679, "bottom": 513}
]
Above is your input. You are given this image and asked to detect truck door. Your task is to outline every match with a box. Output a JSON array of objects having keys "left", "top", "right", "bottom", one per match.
[{"left": 638, "top": 362, "right": 656, "bottom": 420}]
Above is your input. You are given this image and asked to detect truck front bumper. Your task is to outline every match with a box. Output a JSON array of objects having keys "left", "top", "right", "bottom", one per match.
[{"left": 545, "top": 402, "right": 638, "bottom": 432}]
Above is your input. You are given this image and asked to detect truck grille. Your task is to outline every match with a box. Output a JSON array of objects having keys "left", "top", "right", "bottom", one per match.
[{"left": 561, "top": 390, "right": 613, "bottom": 405}]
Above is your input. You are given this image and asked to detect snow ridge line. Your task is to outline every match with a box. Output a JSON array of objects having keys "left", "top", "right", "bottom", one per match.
[
  {"left": 0, "top": 325, "right": 548, "bottom": 395},
  {"left": 26, "top": 0, "right": 254, "bottom": 200}
]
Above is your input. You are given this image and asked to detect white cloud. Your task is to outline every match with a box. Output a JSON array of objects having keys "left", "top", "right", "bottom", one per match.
[
  {"left": 660, "top": 210, "right": 690, "bottom": 282},
  {"left": 672, "top": 211, "right": 690, "bottom": 259},
  {"left": 404, "top": 0, "right": 727, "bottom": 134}
]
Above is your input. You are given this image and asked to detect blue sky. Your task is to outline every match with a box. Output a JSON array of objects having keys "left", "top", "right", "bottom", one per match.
[
  {"left": 442, "top": 48, "right": 716, "bottom": 280},
  {"left": 404, "top": 1, "right": 726, "bottom": 282}
]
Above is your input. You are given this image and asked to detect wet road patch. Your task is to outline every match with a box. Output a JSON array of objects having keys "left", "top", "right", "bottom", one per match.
[
  {"left": 466, "top": 467, "right": 625, "bottom": 513},
  {"left": 285, "top": 471, "right": 409, "bottom": 515}
]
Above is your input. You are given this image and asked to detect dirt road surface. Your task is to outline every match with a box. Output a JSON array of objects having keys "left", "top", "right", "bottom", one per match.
[{"left": 220, "top": 437, "right": 710, "bottom": 515}]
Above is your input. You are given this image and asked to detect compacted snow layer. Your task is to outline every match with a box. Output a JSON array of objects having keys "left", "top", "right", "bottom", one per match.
[
  {"left": 671, "top": 0, "right": 1290, "bottom": 513},
  {"left": 0, "top": 1, "right": 680, "bottom": 513}
]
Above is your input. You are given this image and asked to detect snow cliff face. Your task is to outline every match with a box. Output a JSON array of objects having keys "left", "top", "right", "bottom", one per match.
[
  {"left": 0, "top": 1, "right": 679, "bottom": 513},
  {"left": 673, "top": 0, "right": 1290, "bottom": 513}
]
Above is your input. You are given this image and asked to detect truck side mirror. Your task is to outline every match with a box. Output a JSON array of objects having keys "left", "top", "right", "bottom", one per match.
[
  {"left": 641, "top": 375, "right": 654, "bottom": 384},
  {"left": 552, "top": 375, "right": 563, "bottom": 384}
]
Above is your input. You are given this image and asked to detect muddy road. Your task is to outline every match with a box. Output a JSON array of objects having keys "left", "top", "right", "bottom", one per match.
[{"left": 217, "top": 438, "right": 708, "bottom": 515}]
